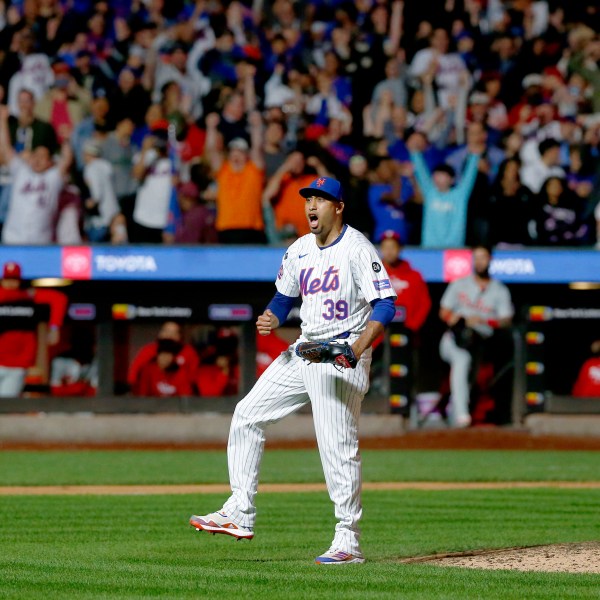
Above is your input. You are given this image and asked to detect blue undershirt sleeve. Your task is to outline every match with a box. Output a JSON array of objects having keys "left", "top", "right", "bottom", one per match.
[
  {"left": 369, "top": 297, "right": 396, "bottom": 327},
  {"left": 266, "top": 291, "right": 296, "bottom": 325}
]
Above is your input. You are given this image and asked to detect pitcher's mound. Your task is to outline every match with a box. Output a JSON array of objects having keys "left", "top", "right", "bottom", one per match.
[{"left": 402, "top": 542, "right": 600, "bottom": 574}]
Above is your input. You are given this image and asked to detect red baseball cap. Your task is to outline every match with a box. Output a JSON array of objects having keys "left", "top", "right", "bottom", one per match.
[
  {"left": 3, "top": 261, "right": 22, "bottom": 279},
  {"left": 379, "top": 230, "right": 402, "bottom": 244},
  {"left": 178, "top": 181, "right": 199, "bottom": 198}
]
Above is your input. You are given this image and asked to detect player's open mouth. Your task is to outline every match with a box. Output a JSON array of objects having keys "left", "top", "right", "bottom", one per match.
[{"left": 309, "top": 214, "right": 319, "bottom": 229}]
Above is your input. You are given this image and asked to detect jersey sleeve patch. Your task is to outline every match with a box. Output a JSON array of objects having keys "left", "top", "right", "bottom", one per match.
[{"left": 373, "top": 279, "right": 392, "bottom": 291}]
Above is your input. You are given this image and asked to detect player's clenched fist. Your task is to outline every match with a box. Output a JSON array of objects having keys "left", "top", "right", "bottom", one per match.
[{"left": 256, "top": 309, "right": 279, "bottom": 336}]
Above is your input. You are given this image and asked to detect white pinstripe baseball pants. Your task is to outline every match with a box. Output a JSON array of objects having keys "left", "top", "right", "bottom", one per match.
[{"left": 222, "top": 342, "right": 371, "bottom": 555}]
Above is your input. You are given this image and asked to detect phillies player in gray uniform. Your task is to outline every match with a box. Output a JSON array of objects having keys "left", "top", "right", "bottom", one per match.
[
  {"left": 439, "top": 245, "right": 513, "bottom": 427},
  {"left": 191, "top": 176, "right": 396, "bottom": 564}
]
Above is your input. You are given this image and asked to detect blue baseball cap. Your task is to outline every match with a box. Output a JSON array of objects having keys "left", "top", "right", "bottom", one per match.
[{"left": 299, "top": 177, "right": 343, "bottom": 202}]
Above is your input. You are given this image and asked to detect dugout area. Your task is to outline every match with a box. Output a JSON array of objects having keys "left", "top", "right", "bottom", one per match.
[{"left": 0, "top": 278, "right": 598, "bottom": 431}]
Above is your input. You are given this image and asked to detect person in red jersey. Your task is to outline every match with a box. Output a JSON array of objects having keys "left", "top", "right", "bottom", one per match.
[
  {"left": 379, "top": 230, "right": 431, "bottom": 332},
  {"left": 128, "top": 321, "right": 199, "bottom": 395},
  {"left": 136, "top": 338, "right": 194, "bottom": 397},
  {"left": 0, "top": 261, "right": 67, "bottom": 396},
  {"left": 572, "top": 340, "right": 600, "bottom": 398}
]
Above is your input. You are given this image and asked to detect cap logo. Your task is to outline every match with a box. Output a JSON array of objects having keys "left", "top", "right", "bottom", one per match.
[{"left": 316, "top": 178, "right": 326, "bottom": 187}]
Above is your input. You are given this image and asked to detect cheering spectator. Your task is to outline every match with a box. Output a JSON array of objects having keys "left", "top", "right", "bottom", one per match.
[
  {"left": 262, "top": 151, "right": 330, "bottom": 243},
  {"left": 488, "top": 158, "right": 535, "bottom": 247},
  {"left": 407, "top": 131, "right": 481, "bottom": 248},
  {"left": 163, "top": 181, "right": 217, "bottom": 244},
  {"left": 306, "top": 70, "right": 351, "bottom": 128},
  {"left": 8, "top": 88, "right": 58, "bottom": 154},
  {"left": 0, "top": 0, "right": 597, "bottom": 253},
  {"left": 130, "top": 128, "right": 174, "bottom": 243},
  {"left": 532, "top": 176, "right": 590, "bottom": 246},
  {"left": 34, "top": 62, "right": 91, "bottom": 144},
  {"left": 344, "top": 154, "right": 374, "bottom": 239},
  {"left": 110, "top": 213, "right": 129, "bottom": 245},
  {"left": 368, "top": 158, "right": 413, "bottom": 244},
  {"left": 446, "top": 122, "right": 505, "bottom": 185},
  {"left": 520, "top": 138, "right": 566, "bottom": 195},
  {"left": 568, "top": 36, "right": 600, "bottom": 114},
  {"left": 71, "top": 50, "right": 113, "bottom": 101},
  {"left": 111, "top": 67, "right": 151, "bottom": 127},
  {"left": 101, "top": 118, "right": 138, "bottom": 221},
  {"left": 0, "top": 105, "right": 72, "bottom": 244},
  {"left": 71, "top": 93, "right": 112, "bottom": 170},
  {"left": 478, "top": 72, "right": 509, "bottom": 135},
  {"left": 6, "top": 29, "right": 54, "bottom": 114},
  {"left": 371, "top": 57, "right": 408, "bottom": 115},
  {"left": 408, "top": 27, "right": 470, "bottom": 109},
  {"left": 81, "top": 140, "right": 119, "bottom": 243},
  {"left": 215, "top": 85, "right": 256, "bottom": 145},
  {"left": 263, "top": 117, "right": 291, "bottom": 179},
  {"left": 205, "top": 111, "right": 266, "bottom": 244},
  {"left": 153, "top": 41, "right": 210, "bottom": 122}
]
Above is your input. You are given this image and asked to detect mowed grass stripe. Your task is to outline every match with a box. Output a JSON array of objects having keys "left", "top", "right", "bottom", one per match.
[
  {"left": 1, "top": 490, "right": 599, "bottom": 599},
  {"left": 2, "top": 481, "right": 600, "bottom": 495},
  {"left": 1, "top": 449, "right": 599, "bottom": 485}
]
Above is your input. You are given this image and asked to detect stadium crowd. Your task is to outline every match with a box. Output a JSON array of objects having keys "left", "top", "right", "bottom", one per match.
[{"left": 0, "top": 0, "right": 598, "bottom": 248}]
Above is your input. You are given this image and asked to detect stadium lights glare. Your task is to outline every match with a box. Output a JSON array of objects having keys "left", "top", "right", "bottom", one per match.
[
  {"left": 568, "top": 282, "right": 600, "bottom": 290},
  {"left": 31, "top": 278, "right": 74, "bottom": 288}
]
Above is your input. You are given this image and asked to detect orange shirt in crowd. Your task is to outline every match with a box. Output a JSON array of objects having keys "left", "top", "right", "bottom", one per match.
[
  {"left": 273, "top": 174, "right": 313, "bottom": 237},
  {"left": 215, "top": 161, "right": 264, "bottom": 232}
]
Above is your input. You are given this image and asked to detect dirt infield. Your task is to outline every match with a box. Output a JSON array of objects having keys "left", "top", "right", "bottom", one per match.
[
  {"left": 402, "top": 542, "right": 600, "bottom": 574},
  {"left": 3, "top": 428, "right": 600, "bottom": 451},
  {"left": 1, "top": 481, "right": 599, "bottom": 495}
]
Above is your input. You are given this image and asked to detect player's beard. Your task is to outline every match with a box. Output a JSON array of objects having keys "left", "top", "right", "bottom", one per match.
[{"left": 475, "top": 266, "right": 490, "bottom": 279}]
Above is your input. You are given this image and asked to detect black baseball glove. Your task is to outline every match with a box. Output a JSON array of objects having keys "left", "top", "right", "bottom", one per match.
[
  {"left": 295, "top": 341, "right": 358, "bottom": 369},
  {"left": 450, "top": 318, "right": 483, "bottom": 351}
]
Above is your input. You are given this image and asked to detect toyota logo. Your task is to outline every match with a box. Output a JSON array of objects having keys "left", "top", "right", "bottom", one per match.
[
  {"left": 64, "top": 252, "right": 90, "bottom": 274},
  {"left": 445, "top": 256, "right": 471, "bottom": 276}
]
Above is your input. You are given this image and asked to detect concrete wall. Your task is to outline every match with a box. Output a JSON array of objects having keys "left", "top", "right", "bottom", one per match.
[{"left": 0, "top": 413, "right": 406, "bottom": 445}]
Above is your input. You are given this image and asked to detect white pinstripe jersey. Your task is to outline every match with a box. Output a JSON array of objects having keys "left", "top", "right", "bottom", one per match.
[{"left": 275, "top": 225, "right": 396, "bottom": 341}]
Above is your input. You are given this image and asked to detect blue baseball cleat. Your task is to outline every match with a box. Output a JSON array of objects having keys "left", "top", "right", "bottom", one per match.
[{"left": 315, "top": 549, "right": 365, "bottom": 564}]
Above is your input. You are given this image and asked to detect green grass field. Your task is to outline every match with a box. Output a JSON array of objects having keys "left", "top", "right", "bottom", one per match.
[
  {"left": 1, "top": 450, "right": 599, "bottom": 599},
  {"left": 1, "top": 449, "right": 599, "bottom": 485}
]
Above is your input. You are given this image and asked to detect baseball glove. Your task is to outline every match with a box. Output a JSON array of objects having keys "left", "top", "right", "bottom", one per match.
[
  {"left": 295, "top": 341, "right": 358, "bottom": 369},
  {"left": 450, "top": 318, "right": 483, "bottom": 352}
]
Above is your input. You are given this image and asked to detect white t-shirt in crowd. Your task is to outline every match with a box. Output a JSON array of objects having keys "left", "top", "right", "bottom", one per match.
[
  {"left": 84, "top": 158, "right": 119, "bottom": 229},
  {"left": 132, "top": 150, "right": 173, "bottom": 229},
  {"left": 2, "top": 157, "right": 63, "bottom": 244}
]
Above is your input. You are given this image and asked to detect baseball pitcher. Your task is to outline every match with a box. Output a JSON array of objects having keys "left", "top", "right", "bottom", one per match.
[{"left": 191, "top": 176, "right": 396, "bottom": 564}]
